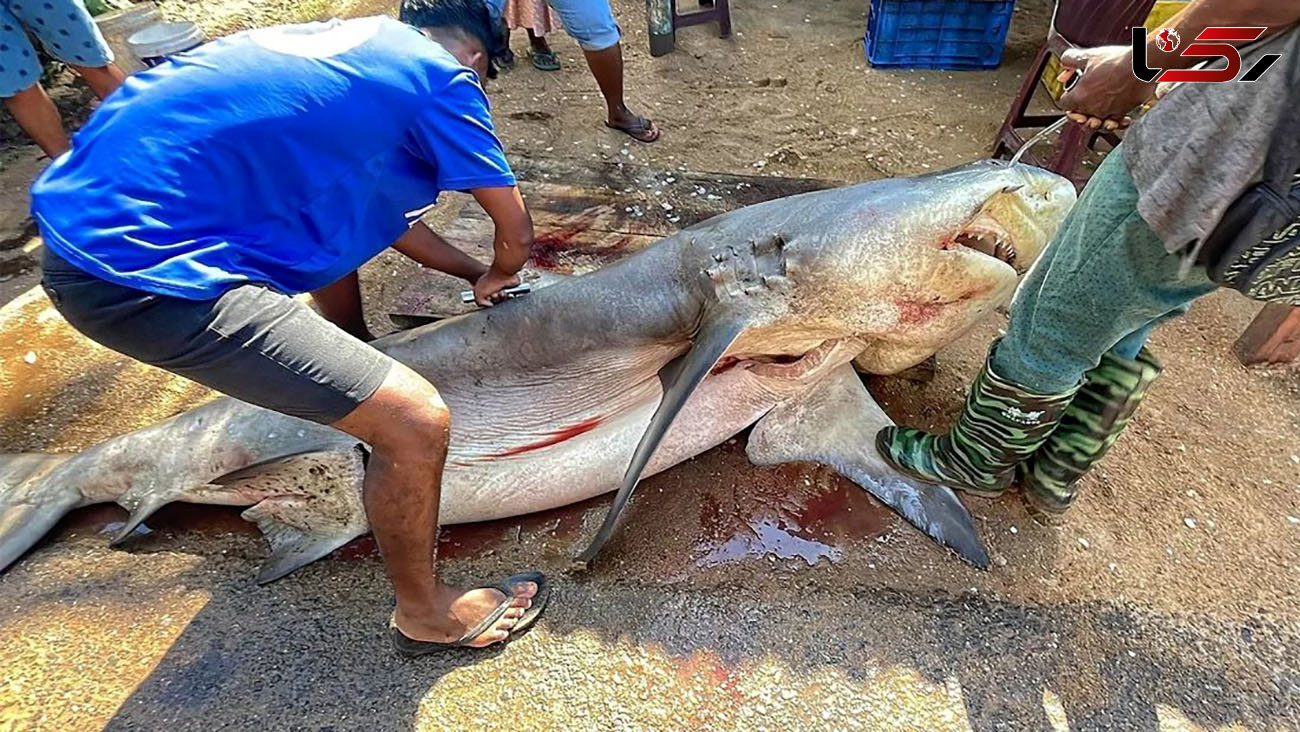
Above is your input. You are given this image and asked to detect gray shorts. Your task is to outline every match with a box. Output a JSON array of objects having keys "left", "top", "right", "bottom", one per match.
[{"left": 40, "top": 248, "right": 392, "bottom": 424}]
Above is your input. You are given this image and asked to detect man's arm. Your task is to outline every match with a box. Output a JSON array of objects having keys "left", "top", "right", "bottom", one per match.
[
  {"left": 393, "top": 221, "right": 490, "bottom": 283},
  {"left": 1058, "top": 0, "right": 1300, "bottom": 128},
  {"left": 470, "top": 185, "right": 535, "bottom": 307}
]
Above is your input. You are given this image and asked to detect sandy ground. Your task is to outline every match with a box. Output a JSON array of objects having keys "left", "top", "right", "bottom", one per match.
[{"left": 1, "top": 0, "right": 1299, "bottom": 729}]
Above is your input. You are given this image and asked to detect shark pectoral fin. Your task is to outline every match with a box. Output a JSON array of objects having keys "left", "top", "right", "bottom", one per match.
[
  {"left": 110, "top": 484, "right": 220, "bottom": 546},
  {"left": 219, "top": 447, "right": 370, "bottom": 584},
  {"left": 242, "top": 497, "right": 364, "bottom": 584},
  {"left": 746, "top": 364, "right": 990, "bottom": 569},
  {"left": 575, "top": 316, "right": 746, "bottom": 566}
]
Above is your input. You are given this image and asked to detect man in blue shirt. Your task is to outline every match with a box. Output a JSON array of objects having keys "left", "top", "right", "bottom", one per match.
[{"left": 32, "top": 0, "right": 547, "bottom": 654}]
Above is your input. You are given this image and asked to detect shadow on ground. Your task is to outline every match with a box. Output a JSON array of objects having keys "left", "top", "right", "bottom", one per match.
[{"left": 53, "top": 550, "right": 1290, "bottom": 731}]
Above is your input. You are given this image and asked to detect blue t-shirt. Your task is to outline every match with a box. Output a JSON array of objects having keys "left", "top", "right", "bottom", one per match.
[{"left": 30, "top": 16, "right": 516, "bottom": 299}]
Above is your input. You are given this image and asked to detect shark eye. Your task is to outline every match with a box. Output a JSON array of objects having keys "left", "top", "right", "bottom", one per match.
[{"left": 1001, "top": 184, "right": 1025, "bottom": 194}]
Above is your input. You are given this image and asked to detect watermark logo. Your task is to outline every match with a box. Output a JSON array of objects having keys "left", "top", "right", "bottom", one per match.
[
  {"left": 1132, "top": 26, "right": 1280, "bottom": 83},
  {"left": 1154, "top": 28, "right": 1180, "bottom": 52}
]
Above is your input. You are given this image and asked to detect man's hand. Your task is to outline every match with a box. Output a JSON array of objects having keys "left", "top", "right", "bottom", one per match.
[
  {"left": 472, "top": 265, "right": 521, "bottom": 307},
  {"left": 1057, "top": 45, "right": 1156, "bottom": 131}
]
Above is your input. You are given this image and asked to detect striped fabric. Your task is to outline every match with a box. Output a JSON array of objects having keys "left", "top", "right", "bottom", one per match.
[
  {"left": 877, "top": 343, "right": 1080, "bottom": 497},
  {"left": 1020, "top": 346, "right": 1163, "bottom": 520}
]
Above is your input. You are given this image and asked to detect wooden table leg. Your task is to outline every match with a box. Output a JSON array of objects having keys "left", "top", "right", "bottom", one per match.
[{"left": 1234, "top": 303, "right": 1300, "bottom": 366}]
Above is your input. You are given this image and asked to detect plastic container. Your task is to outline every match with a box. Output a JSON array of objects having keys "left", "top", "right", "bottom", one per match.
[
  {"left": 865, "top": 0, "right": 1016, "bottom": 70},
  {"left": 127, "top": 21, "right": 204, "bottom": 67}
]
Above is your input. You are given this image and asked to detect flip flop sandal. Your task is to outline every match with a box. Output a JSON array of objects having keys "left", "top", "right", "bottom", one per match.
[
  {"left": 529, "top": 49, "right": 561, "bottom": 71},
  {"left": 604, "top": 117, "right": 660, "bottom": 143},
  {"left": 389, "top": 571, "right": 550, "bottom": 658}
]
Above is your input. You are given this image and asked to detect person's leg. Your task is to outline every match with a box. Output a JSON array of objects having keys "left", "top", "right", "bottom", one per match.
[
  {"left": 0, "top": 8, "right": 68, "bottom": 157},
  {"left": 547, "top": 0, "right": 658, "bottom": 141},
  {"left": 878, "top": 148, "right": 1216, "bottom": 496},
  {"left": 526, "top": 28, "right": 560, "bottom": 70},
  {"left": 3, "top": 82, "right": 70, "bottom": 157},
  {"left": 583, "top": 44, "right": 659, "bottom": 141},
  {"left": 1016, "top": 301, "right": 1195, "bottom": 520},
  {"left": 527, "top": 28, "right": 549, "bottom": 52},
  {"left": 332, "top": 364, "right": 534, "bottom": 646},
  {"left": 71, "top": 62, "right": 125, "bottom": 99},
  {"left": 1108, "top": 303, "right": 1191, "bottom": 361},
  {"left": 311, "top": 271, "right": 375, "bottom": 342},
  {"left": 15, "top": 0, "right": 123, "bottom": 101},
  {"left": 992, "top": 152, "right": 1216, "bottom": 393}
]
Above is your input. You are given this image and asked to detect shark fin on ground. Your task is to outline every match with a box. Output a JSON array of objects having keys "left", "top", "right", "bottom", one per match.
[
  {"left": 0, "top": 454, "right": 77, "bottom": 572},
  {"left": 110, "top": 487, "right": 222, "bottom": 546},
  {"left": 574, "top": 315, "right": 745, "bottom": 565},
  {"left": 746, "top": 364, "right": 990, "bottom": 569},
  {"left": 214, "top": 446, "right": 370, "bottom": 584}
]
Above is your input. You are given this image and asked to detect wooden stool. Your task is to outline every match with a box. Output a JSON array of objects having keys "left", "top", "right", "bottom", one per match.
[
  {"left": 647, "top": 0, "right": 732, "bottom": 57},
  {"left": 1236, "top": 304, "right": 1300, "bottom": 366}
]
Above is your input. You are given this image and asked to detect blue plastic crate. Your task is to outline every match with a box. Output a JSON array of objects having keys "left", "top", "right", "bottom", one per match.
[{"left": 866, "top": 0, "right": 1015, "bottom": 70}]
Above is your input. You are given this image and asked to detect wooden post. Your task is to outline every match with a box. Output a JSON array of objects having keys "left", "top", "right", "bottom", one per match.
[
  {"left": 94, "top": 2, "right": 162, "bottom": 74},
  {"left": 647, "top": 0, "right": 675, "bottom": 56},
  {"left": 1234, "top": 303, "right": 1300, "bottom": 366}
]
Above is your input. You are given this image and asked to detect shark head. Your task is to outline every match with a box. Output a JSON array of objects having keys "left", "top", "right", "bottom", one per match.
[{"left": 717, "top": 160, "right": 1076, "bottom": 366}]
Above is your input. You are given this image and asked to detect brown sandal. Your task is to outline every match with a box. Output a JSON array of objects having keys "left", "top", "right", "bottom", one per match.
[{"left": 605, "top": 116, "right": 660, "bottom": 143}]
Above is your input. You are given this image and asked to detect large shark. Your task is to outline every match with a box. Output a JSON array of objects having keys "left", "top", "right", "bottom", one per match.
[{"left": 0, "top": 160, "right": 1075, "bottom": 581}]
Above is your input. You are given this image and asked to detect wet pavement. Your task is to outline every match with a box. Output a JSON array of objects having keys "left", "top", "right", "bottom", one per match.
[
  {"left": 4, "top": 516, "right": 1297, "bottom": 731},
  {"left": 4, "top": 423, "right": 1298, "bottom": 730}
]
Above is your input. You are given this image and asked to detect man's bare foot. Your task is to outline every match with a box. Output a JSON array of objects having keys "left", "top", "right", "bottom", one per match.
[
  {"left": 606, "top": 106, "right": 660, "bottom": 143},
  {"left": 394, "top": 580, "right": 537, "bottom": 648}
]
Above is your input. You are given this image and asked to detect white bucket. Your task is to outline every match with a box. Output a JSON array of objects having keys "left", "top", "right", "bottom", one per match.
[{"left": 126, "top": 21, "right": 204, "bottom": 66}]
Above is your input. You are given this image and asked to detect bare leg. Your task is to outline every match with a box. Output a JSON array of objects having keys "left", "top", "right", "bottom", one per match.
[
  {"left": 527, "top": 29, "right": 551, "bottom": 54},
  {"left": 311, "top": 271, "right": 375, "bottom": 342},
  {"left": 333, "top": 364, "right": 537, "bottom": 647},
  {"left": 581, "top": 43, "right": 659, "bottom": 142},
  {"left": 3, "top": 83, "right": 70, "bottom": 158},
  {"left": 71, "top": 63, "right": 126, "bottom": 100}
]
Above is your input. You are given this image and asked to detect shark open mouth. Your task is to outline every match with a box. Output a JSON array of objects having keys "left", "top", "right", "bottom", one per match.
[{"left": 954, "top": 225, "right": 1017, "bottom": 268}]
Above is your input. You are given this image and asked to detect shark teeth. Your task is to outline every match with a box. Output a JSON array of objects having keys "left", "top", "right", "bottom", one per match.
[{"left": 953, "top": 228, "right": 1016, "bottom": 267}]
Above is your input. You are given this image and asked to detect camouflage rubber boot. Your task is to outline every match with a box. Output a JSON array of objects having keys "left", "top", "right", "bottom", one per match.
[
  {"left": 876, "top": 348, "right": 1081, "bottom": 498},
  {"left": 1020, "top": 346, "right": 1163, "bottom": 522}
]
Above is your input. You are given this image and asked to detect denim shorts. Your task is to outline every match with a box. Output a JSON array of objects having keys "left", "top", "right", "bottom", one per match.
[
  {"left": 1, "top": 0, "right": 114, "bottom": 97},
  {"left": 488, "top": 0, "right": 620, "bottom": 51},
  {"left": 41, "top": 248, "right": 392, "bottom": 425}
]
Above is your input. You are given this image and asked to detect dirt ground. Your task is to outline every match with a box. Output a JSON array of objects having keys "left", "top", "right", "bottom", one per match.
[{"left": 1, "top": 0, "right": 1298, "bottom": 729}]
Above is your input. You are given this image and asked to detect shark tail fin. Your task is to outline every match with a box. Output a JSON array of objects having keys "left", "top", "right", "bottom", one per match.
[{"left": 0, "top": 454, "right": 79, "bottom": 573}]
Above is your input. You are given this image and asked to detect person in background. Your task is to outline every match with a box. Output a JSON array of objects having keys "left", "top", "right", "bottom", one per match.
[
  {"left": 485, "top": 0, "right": 658, "bottom": 142},
  {"left": 501, "top": 0, "right": 562, "bottom": 71},
  {"left": 31, "top": 0, "right": 550, "bottom": 655},
  {"left": 876, "top": 0, "right": 1300, "bottom": 522},
  {"left": 0, "top": 0, "right": 124, "bottom": 157}
]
